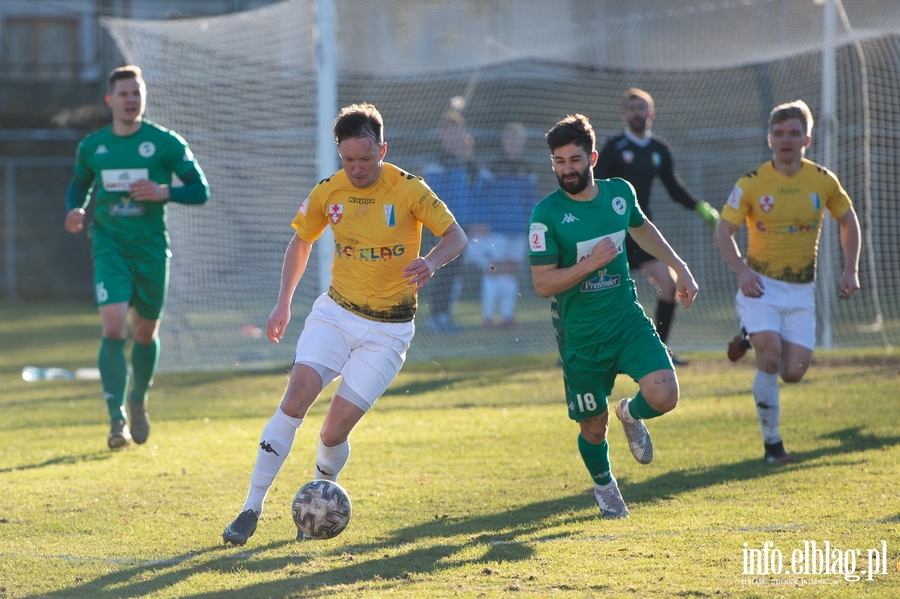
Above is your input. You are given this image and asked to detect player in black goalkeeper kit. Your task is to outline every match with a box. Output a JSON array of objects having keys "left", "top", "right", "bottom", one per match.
[{"left": 595, "top": 88, "right": 718, "bottom": 365}]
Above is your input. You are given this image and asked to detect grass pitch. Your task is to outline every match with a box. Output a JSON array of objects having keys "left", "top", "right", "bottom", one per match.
[{"left": 1, "top": 301, "right": 898, "bottom": 598}]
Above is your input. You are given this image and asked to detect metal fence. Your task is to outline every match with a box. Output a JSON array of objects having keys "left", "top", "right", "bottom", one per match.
[{"left": 1, "top": 156, "right": 94, "bottom": 302}]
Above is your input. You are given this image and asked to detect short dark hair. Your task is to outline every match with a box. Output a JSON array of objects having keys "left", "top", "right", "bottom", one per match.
[
  {"left": 108, "top": 65, "right": 144, "bottom": 92},
  {"left": 333, "top": 103, "right": 384, "bottom": 145},
  {"left": 769, "top": 100, "right": 814, "bottom": 136},
  {"left": 546, "top": 114, "right": 595, "bottom": 156}
]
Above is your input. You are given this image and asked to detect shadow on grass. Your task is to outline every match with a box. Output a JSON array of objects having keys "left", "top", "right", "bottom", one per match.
[
  {"left": 17, "top": 493, "right": 593, "bottom": 599},
  {"left": 0, "top": 450, "right": 112, "bottom": 474},
  {"left": 621, "top": 426, "right": 900, "bottom": 506},
  {"left": 17, "top": 427, "right": 898, "bottom": 598}
]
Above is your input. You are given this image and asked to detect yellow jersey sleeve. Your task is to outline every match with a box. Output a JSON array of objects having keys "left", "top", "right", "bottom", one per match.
[
  {"left": 720, "top": 159, "right": 852, "bottom": 283},
  {"left": 289, "top": 164, "right": 456, "bottom": 321}
]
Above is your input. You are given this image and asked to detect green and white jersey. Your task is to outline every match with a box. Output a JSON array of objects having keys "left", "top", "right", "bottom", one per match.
[
  {"left": 73, "top": 118, "right": 203, "bottom": 260},
  {"left": 528, "top": 178, "right": 647, "bottom": 351}
]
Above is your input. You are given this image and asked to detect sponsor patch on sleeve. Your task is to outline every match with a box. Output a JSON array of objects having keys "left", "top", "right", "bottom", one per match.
[
  {"left": 726, "top": 185, "right": 743, "bottom": 210},
  {"left": 299, "top": 197, "right": 310, "bottom": 215},
  {"left": 530, "top": 222, "right": 548, "bottom": 252}
]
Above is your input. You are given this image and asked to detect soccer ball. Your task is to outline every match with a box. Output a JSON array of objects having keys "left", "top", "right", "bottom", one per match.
[{"left": 291, "top": 480, "right": 352, "bottom": 540}]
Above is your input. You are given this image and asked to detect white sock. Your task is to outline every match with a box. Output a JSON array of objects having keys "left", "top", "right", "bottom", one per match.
[
  {"left": 242, "top": 407, "right": 303, "bottom": 514},
  {"left": 315, "top": 438, "right": 351, "bottom": 481},
  {"left": 752, "top": 369, "right": 781, "bottom": 445}
]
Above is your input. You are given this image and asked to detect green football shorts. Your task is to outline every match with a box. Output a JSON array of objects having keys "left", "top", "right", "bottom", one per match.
[
  {"left": 92, "top": 251, "right": 169, "bottom": 320},
  {"left": 560, "top": 314, "right": 673, "bottom": 422}
]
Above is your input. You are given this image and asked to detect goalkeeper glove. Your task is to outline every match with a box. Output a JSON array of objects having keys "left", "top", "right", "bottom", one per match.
[{"left": 695, "top": 201, "right": 720, "bottom": 233}]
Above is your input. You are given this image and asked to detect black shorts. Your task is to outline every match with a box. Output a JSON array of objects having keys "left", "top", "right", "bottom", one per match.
[{"left": 625, "top": 233, "right": 655, "bottom": 269}]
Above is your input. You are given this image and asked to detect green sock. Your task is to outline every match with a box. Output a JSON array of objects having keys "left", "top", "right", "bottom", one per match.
[
  {"left": 578, "top": 434, "right": 612, "bottom": 486},
  {"left": 99, "top": 337, "right": 129, "bottom": 421},
  {"left": 628, "top": 391, "right": 664, "bottom": 421},
  {"left": 130, "top": 337, "right": 159, "bottom": 405}
]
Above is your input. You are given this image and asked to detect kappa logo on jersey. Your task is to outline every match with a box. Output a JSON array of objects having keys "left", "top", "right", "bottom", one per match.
[
  {"left": 298, "top": 197, "right": 310, "bottom": 216},
  {"left": 581, "top": 269, "right": 621, "bottom": 293},
  {"left": 652, "top": 152, "right": 661, "bottom": 167},
  {"left": 759, "top": 195, "right": 775, "bottom": 212},
  {"left": 726, "top": 185, "right": 743, "bottom": 210},
  {"left": 94, "top": 145, "right": 109, "bottom": 155},
  {"left": 810, "top": 192, "right": 821, "bottom": 210},
  {"left": 612, "top": 197, "right": 627, "bottom": 215},
  {"left": 530, "top": 222, "right": 548, "bottom": 252},
  {"left": 622, "top": 150, "right": 634, "bottom": 164},
  {"left": 383, "top": 204, "right": 395, "bottom": 226},
  {"left": 328, "top": 203, "right": 343, "bottom": 225},
  {"left": 561, "top": 213, "right": 579, "bottom": 224},
  {"left": 138, "top": 141, "right": 155, "bottom": 158}
]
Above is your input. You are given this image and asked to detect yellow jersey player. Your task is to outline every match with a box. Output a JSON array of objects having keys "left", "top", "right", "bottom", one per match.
[
  {"left": 223, "top": 103, "right": 467, "bottom": 546},
  {"left": 713, "top": 100, "right": 860, "bottom": 464}
]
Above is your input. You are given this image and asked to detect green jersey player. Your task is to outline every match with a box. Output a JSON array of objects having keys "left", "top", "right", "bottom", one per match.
[
  {"left": 529, "top": 114, "right": 697, "bottom": 518},
  {"left": 64, "top": 65, "right": 210, "bottom": 449}
]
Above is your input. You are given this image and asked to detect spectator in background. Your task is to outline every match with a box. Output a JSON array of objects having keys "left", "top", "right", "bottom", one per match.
[
  {"left": 468, "top": 122, "right": 539, "bottom": 327},
  {"left": 422, "top": 109, "right": 485, "bottom": 333}
]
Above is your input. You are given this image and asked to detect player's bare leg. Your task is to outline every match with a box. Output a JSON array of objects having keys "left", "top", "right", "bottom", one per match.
[{"left": 617, "top": 369, "right": 678, "bottom": 465}]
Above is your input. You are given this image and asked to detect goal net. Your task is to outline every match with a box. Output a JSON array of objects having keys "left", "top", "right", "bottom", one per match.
[{"left": 102, "top": 0, "right": 900, "bottom": 373}]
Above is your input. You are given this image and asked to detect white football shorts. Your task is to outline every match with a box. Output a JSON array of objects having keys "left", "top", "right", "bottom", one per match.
[
  {"left": 294, "top": 294, "right": 414, "bottom": 412},
  {"left": 735, "top": 272, "right": 816, "bottom": 350}
]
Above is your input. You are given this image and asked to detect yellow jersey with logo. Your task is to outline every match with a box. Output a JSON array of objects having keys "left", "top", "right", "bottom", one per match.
[
  {"left": 721, "top": 158, "right": 852, "bottom": 283},
  {"left": 291, "top": 162, "right": 456, "bottom": 321}
]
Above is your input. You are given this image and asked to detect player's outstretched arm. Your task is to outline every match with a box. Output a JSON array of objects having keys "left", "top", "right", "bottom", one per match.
[
  {"left": 267, "top": 234, "right": 313, "bottom": 344},
  {"left": 628, "top": 220, "right": 697, "bottom": 307},
  {"left": 836, "top": 207, "right": 861, "bottom": 299}
]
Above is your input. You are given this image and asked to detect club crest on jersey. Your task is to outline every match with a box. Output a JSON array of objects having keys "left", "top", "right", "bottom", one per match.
[
  {"left": 138, "top": 142, "right": 156, "bottom": 158},
  {"left": 621, "top": 150, "right": 634, "bottom": 164},
  {"left": 810, "top": 193, "right": 821, "bottom": 210},
  {"left": 612, "top": 197, "right": 627, "bottom": 215},
  {"left": 759, "top": 195, "right": 774, "bottom": 212},
  {"left": 652, "top": 152, "right": 661, "bottom": 167},
  {"left": 328, "top": 203, "right": 343, "bottom": 225}
]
